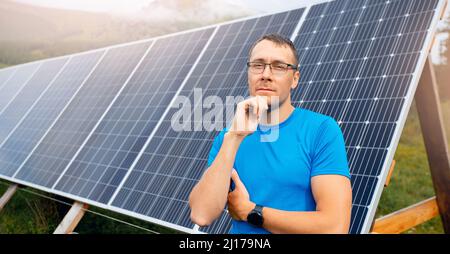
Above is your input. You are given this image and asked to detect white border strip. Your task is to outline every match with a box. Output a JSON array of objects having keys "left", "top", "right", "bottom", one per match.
[
  {"left": 51, "top": 40, "right": 156, "bottom": 190},
  {"left": 11, "top": 50, "right": 108, "bottom": 178},
  {"left": 360, "top": 0, "right": 448, "bottom": 234},
  {"left": 290, "top": 4, "right": 312, "bottom": 41},
  {"left": 107, "top": 26, "right": 219, "bottom": 206}
]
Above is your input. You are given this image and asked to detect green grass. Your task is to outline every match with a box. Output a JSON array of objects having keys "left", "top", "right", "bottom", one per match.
[
  {"left": 0, "top": 185, "right": 61, "bottom": 234},
  {"left": 374, "top": 100, "right": 449, "bottom": 234},
  {"left": 0, "top": 100, "right": 448, "bottom": 234},
  {"left": 0, "top": 182, "right": 178, "bottom": 234}
]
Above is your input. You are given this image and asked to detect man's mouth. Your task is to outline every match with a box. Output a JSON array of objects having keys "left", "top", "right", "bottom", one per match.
[{"left": 256, "top": 88, "right": 275, "bottom": 92}]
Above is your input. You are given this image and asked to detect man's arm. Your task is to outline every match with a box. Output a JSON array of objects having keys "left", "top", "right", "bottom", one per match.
[
  {"left": 189, "top": 133, "right": 243, "bottom": 226},
  {"left": 189, "top": 96, "right": 268, "bottom": 226},
  {"left": 228, "top": 174, "right": 352, "bottom": 233}
]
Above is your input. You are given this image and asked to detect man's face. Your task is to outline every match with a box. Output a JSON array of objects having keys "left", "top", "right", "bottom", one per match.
[{"left": 248, "top": 39, "right": 300, "bottom": 108}]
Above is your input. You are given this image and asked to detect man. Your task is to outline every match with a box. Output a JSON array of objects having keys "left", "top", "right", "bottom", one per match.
[{"left": 189, "top": 33, "right": 352, "bottom": 234}]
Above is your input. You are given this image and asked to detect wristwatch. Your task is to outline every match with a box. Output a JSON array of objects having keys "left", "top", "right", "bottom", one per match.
[{"left": 247, "top": 204, "right": 264, "bottom": 227}]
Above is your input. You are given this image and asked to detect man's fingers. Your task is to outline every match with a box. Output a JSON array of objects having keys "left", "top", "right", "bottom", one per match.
[
  {"left": 231, "top": 169, "right": 243, "bottom": 189},
  {"left": 248, "top": 98, "right": 258, "bottom": 116},
  {"left": 261, "top": 96, "right": 269, "bottom": 110},
  {"left": 256, "top": 96, "right": 268, "bottom": 120}
]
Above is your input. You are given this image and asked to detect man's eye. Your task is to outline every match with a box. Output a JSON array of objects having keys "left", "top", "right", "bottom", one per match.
[
  {"left": 272, "top": 64, "right": 286, "bottom": 70},
  {"left": 252, "top": 63, "right": 265, "bottom": 68}
]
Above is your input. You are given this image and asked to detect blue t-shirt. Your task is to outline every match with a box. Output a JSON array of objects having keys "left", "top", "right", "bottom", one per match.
[{"left": 207, "top": 107, "right": 350, "bottom": 234}]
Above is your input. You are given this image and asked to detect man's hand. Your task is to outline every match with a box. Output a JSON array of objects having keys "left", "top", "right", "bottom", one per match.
[
  {"left": 228, "top": 96, "right": 268, "bottom": 138},
  {"left": 227, "top": 169, "right": 255, "bottom": 221}
]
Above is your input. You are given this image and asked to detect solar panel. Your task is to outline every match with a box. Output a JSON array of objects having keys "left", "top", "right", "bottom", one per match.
[
  {"left": 0, "top": 58, "right": 69, "bottom": 145},
  {"left": 0, "top": 51, "right": 104, "bottom": 177},
  {"left": 110, "top": 8, "right": 305, "bottom": 234},
  {"left": 291, "top": 0, "right": 442, "bottom": 233},
  {"left": 0, "top": 63, "right": 40, "bottom": 113},
  {"left": 13, "top": 42, "right": 151, "bottom": 188},
  {"left": 53, "top": 28, "right": 215, "bottom": 204},
  {"left": 0, "top": 68, "right": 17, "bottom": 91},
  {"left": 0, "top": 0, "right": 445, "bottom": 234}
]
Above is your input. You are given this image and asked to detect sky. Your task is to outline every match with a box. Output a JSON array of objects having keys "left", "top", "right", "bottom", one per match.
[
  {"left": 14, "top": 0, "right": 330, "bottom": 14},
  {"left": 14, "top": 0, "right": 155, "bottom": 14}
]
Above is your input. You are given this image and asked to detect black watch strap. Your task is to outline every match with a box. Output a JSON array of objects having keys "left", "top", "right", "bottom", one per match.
[
  {"left": 254, "top": 205, "right": 263, "bottom": 213},
  {"left": 247, "top": 204, "right": 264, "bottom": 227}
]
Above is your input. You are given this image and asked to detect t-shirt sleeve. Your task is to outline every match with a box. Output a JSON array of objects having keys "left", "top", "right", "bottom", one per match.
[
  {"left": 207, "top": 128, "right": 228, "bottom": 167},
  {"left": 311, "top": 118, "right": 351, "bottom": 179}
]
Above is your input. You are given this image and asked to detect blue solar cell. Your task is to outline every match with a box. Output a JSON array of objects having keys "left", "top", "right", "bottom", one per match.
[
  {"left": 53, "top": 28, "right": 214, "bottom": 204},
  {"left": 0, "top": 63, "right": 40, "bottom": 113},
  {"left": 0, "top": 51, "right": 103, "bottom": 177},
  {"left": 347, "top": 147, "right": 387, "bottom": 176},
  {"left": 349, "top": 204, "right": 367, "bottom": 234},
  {"left": 0, "top": 58, "right": 68, "bottom": 145},
  {"left": 0, "top": 68, "right": 16, "bottom": 91},
  {"left": 14, "top": 42, "right": 151, "bottom": 188},
  {"left": 351, "top": 175, "right": 378, "bottom": 206}
]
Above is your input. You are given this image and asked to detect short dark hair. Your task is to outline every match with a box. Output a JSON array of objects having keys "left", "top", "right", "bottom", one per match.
[{"left": 248, "top": 33, "right": 299, "bottom": 66}]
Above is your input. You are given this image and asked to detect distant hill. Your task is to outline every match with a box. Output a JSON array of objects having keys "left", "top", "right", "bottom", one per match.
[{"left": 0, "top": 0, "right": 248, "bottom": 65}]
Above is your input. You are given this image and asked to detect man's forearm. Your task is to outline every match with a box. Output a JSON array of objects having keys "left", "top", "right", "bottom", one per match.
[
  {"left": 189, "top": 133, "right": 244, "bottom": 226},
  {"left": 261, "top": 208, "right": 349, "bottom": 234}
]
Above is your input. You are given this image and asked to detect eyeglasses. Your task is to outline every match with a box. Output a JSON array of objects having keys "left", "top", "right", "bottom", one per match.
[{"left": 247, "top": 61, "right": 298, "bottom": 75}]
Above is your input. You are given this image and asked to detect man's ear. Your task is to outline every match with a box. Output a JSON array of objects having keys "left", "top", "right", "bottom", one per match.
[{"left": 291, "top": 71, "right": 300, "bottom": 89}]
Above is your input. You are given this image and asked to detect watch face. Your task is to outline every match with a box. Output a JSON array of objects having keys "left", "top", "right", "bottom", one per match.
[{"left": 247, "top": 211, "right": 263, "bottom": 227}]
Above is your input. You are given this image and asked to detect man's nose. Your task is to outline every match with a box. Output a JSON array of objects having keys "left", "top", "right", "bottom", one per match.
[{"left": 261, "top": 64, "right": 272, "bottom": 79}]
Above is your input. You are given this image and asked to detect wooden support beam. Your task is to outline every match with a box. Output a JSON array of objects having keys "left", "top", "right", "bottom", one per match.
[
  {"left": 53, "top": 201, "right": 88, "bottom": 234},
  {"left": 440, "top": 0, "right": 448, "bottom": 20},
  {"left": 415, "top": 57, "right": 450, "bottom": 233},
  {"left": 384, "top": 160, "right": 396, "bottom": 187},
  {"left": 0, "top": 184, "right": 19, "bottom": 212},
  {"left": 372, "top": 197, "right": 439, "bottom": 234}
]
